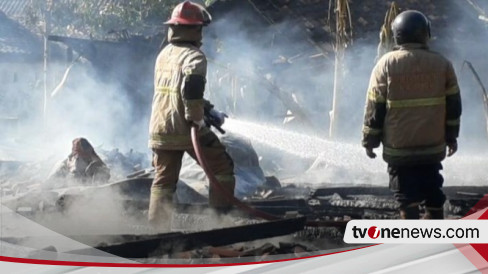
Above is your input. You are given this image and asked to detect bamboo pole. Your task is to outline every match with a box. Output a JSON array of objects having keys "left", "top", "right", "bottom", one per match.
[
  {"left": 329, "top": 0, "right": 352, "bottom": 138},
  {"left": 376, "top": 2, "right": 398, "bottom": 62},
  {"left": 43, "top": 0, "right": 52, "bottom": 124},
  {"left": 463, "top": 61, "right": 488, "bottom": 137}
]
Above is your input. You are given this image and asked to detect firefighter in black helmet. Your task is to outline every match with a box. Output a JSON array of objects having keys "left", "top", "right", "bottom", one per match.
[
  {"left": 362, "top": 10, "right": 462, "bottom": 219},
  {"left": 391, "top": 10, "right": 431, "bottom": 44}
]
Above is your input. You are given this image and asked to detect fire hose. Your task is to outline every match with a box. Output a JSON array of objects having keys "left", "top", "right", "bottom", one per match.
[{"left": 190, "top": 124, "right": 347, "bottom": 228}]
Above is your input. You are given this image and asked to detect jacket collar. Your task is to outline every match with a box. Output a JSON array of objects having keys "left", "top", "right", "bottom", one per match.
[
  {"left": 168, "top": 25, "right": 203, "bottom": 48},
  {"left": 394, "top": 43, "right": 429, "bottom": 50}
]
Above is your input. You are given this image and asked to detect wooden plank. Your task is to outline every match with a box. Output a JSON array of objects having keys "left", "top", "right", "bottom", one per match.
[{"left": 67, "top": 217, "right": 307, "bottom": 258}]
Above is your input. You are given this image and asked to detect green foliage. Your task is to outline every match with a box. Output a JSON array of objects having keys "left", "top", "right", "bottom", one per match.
[{"left": 25, "top": 0, "right": 182, "bottom": 39}]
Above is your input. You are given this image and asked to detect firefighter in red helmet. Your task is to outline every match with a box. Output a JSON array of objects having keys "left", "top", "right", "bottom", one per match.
[
  {"left": 148, "top": 1, "right": 235, "bottom": 229},
  {"left": 165, "top": 0, "right": 212, "bottom": 25}
]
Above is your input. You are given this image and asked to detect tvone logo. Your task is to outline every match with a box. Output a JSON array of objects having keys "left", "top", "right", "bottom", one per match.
[{"left": 368, "top": 226, "right": 380, "bottom": 239}]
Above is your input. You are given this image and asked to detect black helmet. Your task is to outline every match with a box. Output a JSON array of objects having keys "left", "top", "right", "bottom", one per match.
[{"left": 392, "top": 10, "right": 431, "bottom": 45}]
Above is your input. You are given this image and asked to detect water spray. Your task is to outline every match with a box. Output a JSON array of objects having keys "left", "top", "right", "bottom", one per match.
[
  {"left": 190, "top": 124, "right": 348, "bottom": 228},
  {"left": 223, "top": 118, "right": 385, "bottom": 174}
]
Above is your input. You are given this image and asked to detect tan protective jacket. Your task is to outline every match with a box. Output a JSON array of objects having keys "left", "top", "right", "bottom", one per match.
[
  {"left": 149, "top": 27, "right": 210, "bottom": 150},
  {"left": 362, "top": 43, "right": 462, "bottom": 165}
]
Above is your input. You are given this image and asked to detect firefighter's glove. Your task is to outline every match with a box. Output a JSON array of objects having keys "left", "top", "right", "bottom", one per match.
[
  {"left": 209, "top": 109, "right": 228, "bottom": 127},
  {"left": 193, "top": 119, "right": 206, "bottom": 130},
  {"left": 365, "top": 147, "right": 376, "bottom": 159},
  {"left": 447, "top": 141, "right": 457, "bottom": 157}
]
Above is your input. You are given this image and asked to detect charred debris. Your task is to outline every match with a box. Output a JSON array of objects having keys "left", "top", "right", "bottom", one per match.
[{"left": 2, "top": 164, "right": 488, "bottom": 261}]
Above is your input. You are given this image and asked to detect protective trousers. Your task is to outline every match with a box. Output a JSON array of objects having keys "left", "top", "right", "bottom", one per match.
[
  {"left": 388, "top": 163, "right": 446, "bottom": 219},
  {"left": 148, "top": 132, "right": 235, "bottom": 227}
]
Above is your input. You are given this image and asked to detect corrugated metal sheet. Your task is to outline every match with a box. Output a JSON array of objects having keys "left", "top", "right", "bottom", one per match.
[
  {"left": 0, "top": 10, "right": 41, "bottom": 61},
  {"left": 0, "top": 0, "right": 164, "bottom": 38},
  {"left": 0, "top": 0, "right": 29, "bottom": 18},
  {"left": 0, "top": 0, "right": 127, "bottom": 18}
]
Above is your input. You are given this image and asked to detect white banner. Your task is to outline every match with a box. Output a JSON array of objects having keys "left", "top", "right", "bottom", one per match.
[{"left": 344, "top": 220, "right": 488, "bottom": 244}]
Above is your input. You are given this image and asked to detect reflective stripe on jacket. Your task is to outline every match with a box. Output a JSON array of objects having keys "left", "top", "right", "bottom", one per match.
[
  {"left": 362, "top": 43, "right": 462, "bottom": 165},
  {"left": 149, "top": 42, "right": 210, "bottom": 150}
]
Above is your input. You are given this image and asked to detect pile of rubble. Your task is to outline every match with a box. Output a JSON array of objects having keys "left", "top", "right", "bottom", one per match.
[{"left": 1, "top": 135, "right": 488, "bottom": 261}]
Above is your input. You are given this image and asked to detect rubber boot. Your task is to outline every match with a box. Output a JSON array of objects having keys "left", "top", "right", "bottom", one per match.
[
  {"left": 423, "top": 207, "right": 444, "bottom": 219},
  {"left": 208, "top": 175, "right": 236, "bottom": 214},
  {"left": 148, "top": 192, "right": 173, "bottom": 231},
  {"left": 399, "top": 206, "right": 420, "bottom": 219}
]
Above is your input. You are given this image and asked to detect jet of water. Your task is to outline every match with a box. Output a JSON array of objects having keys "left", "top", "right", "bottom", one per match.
[{"left": 224, "top": 118, "right": 488, "bottom": 186}]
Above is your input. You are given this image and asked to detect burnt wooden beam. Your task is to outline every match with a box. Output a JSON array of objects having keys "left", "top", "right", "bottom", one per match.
[
  {"left": 67, "top": 217, "right": 306, "bottom": 258},
  {"left": 312, "top": 186, "right": 488, "bottom": 199}
]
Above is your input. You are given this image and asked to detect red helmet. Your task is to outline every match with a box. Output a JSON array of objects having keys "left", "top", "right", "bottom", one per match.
[{"left": 165, "top": 1, "right": 212, "bottom": 26}]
